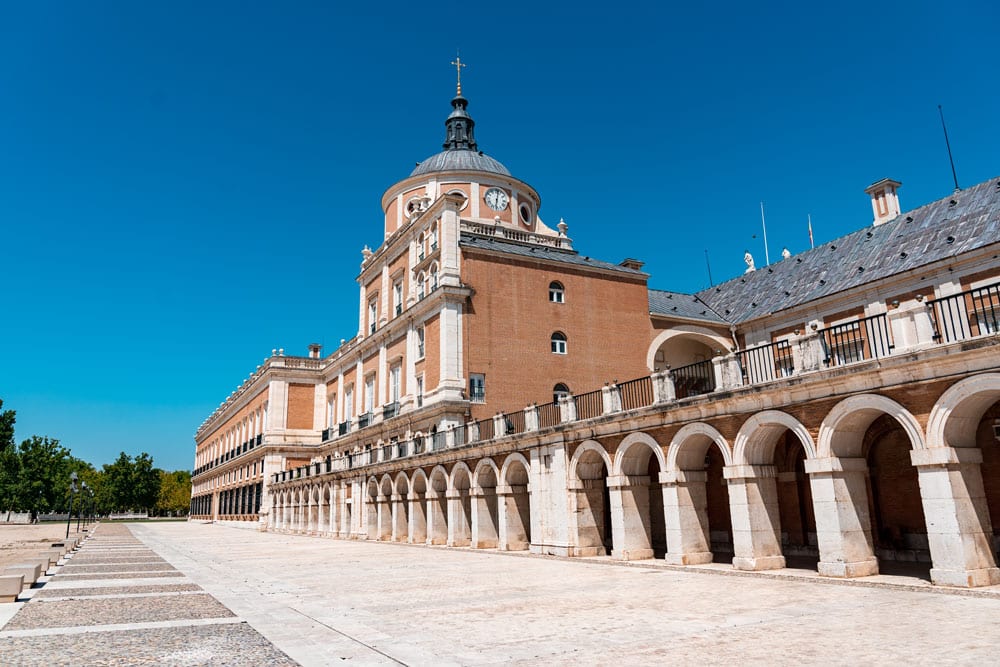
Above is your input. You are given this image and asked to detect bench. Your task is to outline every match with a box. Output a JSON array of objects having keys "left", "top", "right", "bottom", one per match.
[
  {"left": 3, "top": 563, "right": 42, "bottom": 588},
  {"left": 0, "top": 575, "right": 24, "bottom": 603}
]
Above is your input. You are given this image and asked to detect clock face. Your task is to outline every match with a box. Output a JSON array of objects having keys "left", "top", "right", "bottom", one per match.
[{"left": 484, "top": 187, "right": 509, "bottom": 211}]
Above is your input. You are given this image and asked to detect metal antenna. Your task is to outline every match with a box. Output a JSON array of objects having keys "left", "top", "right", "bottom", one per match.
[
  {"left": 760, "top": 201, "right": 770, "bottom": 266},
  {"left": 704, "top": 249, "right": 713, "bottom": 287},
  {"left": 938, "top": 105, "right": 960, "bottom": 192}
]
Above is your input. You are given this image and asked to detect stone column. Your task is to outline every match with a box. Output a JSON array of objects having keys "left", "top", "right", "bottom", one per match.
[
  {"left": 376, "top": 498, "right": 391, "bottom": 540},
  {"left": 806, "top": 457, "right": 879, "bottom": 578},
  {"left": 661, "top": 470, "right": 713, "bottom": 565},
  {"left": 471, "top": 488, "right": 499, "bottom": 549},
  {"left": 447, "top": 489, "right": 471, "bottom": 547},
  {"left": 651, "top": 370, "right": 676, "bottom": 404},
  {"left": 911, "top": 447, "right": 1000, "bottom": 587},
  {"left": 426, "top": 490, "right": 448, "bottom": 545},
  {"left": 607, "top": 474, "right": 654, "bottom": 561},
  {"left": 408, "top": 493, "right": 427, "bottom": 544},
  {"left": 725, "top": 464, "right": 786, "bottom": 571},
  {"left": 391, "top": 494, "right": 407, "bottom": 542}
]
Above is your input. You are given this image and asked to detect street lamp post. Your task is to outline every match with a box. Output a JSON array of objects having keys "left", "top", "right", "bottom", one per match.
[
  {"left": 77, "top": 481, "right": 88, "bottom": 532},
  {"left": 65, "top": 472, "right": 79, "bottom": 539}
]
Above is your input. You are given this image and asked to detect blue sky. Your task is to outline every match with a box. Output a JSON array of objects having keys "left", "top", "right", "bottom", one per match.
[{"left": 2, "top": 1, "right": 998, "bottom": 472}]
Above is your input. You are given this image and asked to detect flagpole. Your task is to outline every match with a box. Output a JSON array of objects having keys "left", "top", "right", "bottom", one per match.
[
  {"left": 760, "top": 201, "right": 770, "bottom": 266},
  {"left": 808, "top": 214, "right": 815, "bottom": 249}
]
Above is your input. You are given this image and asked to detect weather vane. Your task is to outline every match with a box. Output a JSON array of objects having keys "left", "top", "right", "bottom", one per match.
[{"left": 451, "top": 52, "right": 466, "bottom": 96}]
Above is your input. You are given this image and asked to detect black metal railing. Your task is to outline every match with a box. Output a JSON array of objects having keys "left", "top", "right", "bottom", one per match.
[
  {"left": 383, "top": 402, "right": 399, "bottom": 420},
  {"left": 381, "top": 444, "right": 392, "bottom": 462},
  {"left": 475, "top": 418, "right": 494, "bottom": 442},
  {"left": 929, "top": 281, "right": 1000, "bottom": 343},
  {"left": 819, "top": 313, "right": 893, "bottom": 367},
  {"left": 736, "top": 340, "right": 794, "bottom": 385},
  {"left": 574, "top": 389, "right": 603, "bottom": 420},
  {"left": 339, "top": 421, "right": 350, "bottom": 436},
  {"left": 358, "top": 412, "right": 372, "bottom": 429},
  {"left": 452, "top": 424, "right": 467, "bottom": 447},
  {"left": 618, "top": 376, "right": 654, "bottom": 411},
  {"left": 503, "top": 410, "right": 526, "bottom": 435},
  {"left": 396, "top": 440, "right": 408, "bottom": 458},
  {"left": 322, "top": 427, "right": 333, "bottom": 441},
  {"left": 432, "top": 431, "right": 448, "bottom": 451},
  {"left": 672, "top": 360, "right": 716, "bottom": 399},
  {"left": 537, "top": 401, "right": 561, "bottom": 428}
]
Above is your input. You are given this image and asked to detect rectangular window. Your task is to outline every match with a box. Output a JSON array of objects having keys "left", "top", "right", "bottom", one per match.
[
  {"left": 416, "top": 375, "right": 424, "bottom": 407},
  {"left": 393, "top": 280, "right": 403, "bottom": 316},
  {"left": 417, "top": 325, "right": 425, "bottom": 358},
  {"left": 390, "top": 365, "right": 401, "bottom": 403},
  {"left": 365, "top": 376, "right": 375, "bottom": 413},
  {"left": 344, "top": 387, "right": 354, "bottom": 419},
  {"left": 327, "top": 395, "right": 336, "bottom": 427},
  {"left": 469, "top": 373, "right": 486, "bottom": 403},
  {"left": 368, "top": 299, "right": 378, "bottom": 334}
]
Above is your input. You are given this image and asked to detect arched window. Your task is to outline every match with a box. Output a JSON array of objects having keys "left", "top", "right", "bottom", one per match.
[
  {"left": 417, "top": 233, "right": 425, "bottom": 261},
  {"left": 429, "top": 223, "right": 438, "bottom": 250},
  {"left": 416, "top": 272, "right": 426, "bottom": 300},
  {"left": 551, "top": 331, "right": 567, "bottom": 354},
  {"left": 430, "top": 263, "right": 439, "bottom": 290},
  {"left": 553, "top": 383, "right": 570, "bottom": 402},
  {"left": 549, "top": 281, "right": 565, "bottom": 303}
]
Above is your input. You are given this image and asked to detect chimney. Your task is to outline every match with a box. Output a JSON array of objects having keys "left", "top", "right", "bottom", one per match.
[
  {"left": 308, "top": 343, "right": 322, "bottom": 359},
  {"left": 619, "top": 258, "right": 645, "bottom": 271},
  {"left": 864, "top": 178, "right": 902, "bottom": 226}
]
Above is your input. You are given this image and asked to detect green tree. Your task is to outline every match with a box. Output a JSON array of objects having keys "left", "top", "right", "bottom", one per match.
[
  {"left": 0, "top": 399, "right": 17, "bottom": 510},
  {"left": 133, "top": 453, "right": 161, "bottom": 513},
  {"left": 0, "top": 398, "right": 14, "bottom": 453},
  {"left": 14, "top": 436, "right": 75, "bottom": 514},
  {"left": 103, "top": 452, "right": 136, "bottom": 511},
  {"left": 156, "top": 470, "right": 192, "bottom": 516}
]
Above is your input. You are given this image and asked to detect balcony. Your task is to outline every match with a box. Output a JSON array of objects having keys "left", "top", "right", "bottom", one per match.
[
  {"left": 357, "top": 412, "right": 372, "bottom": 429},
  {"left": 383, "top": 401, "right": 399, "bottom": 420}
]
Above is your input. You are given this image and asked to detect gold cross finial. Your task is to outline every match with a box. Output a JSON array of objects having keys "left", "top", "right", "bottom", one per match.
[{"left": 451, "top": 53, "right": 466, "bottom": 96}]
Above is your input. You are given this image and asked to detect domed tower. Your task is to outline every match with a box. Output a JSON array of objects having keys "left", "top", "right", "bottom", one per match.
[{"left": 380, "top": 74, "right": 561, "bottom": 243}]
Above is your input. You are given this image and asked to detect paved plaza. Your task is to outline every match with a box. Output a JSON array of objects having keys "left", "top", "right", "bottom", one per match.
[{"left": 3, "top": 522, "right": 1000, "bottom": 665}]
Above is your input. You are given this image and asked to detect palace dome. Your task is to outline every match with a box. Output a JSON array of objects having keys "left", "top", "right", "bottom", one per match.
[{"left": 410, "top": 149, "right": 511, "bottom": 177}]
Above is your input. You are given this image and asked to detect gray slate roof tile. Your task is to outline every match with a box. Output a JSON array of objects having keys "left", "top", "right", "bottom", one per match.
[
  {"left": 459, "top": 234, "right": 647, "bottom": 276},
  {"left": 693, "top": 176, "right": 1000, "bottom": 324}
]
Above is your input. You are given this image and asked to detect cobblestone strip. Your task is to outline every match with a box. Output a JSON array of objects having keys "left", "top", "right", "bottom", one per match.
[{"left": 0, "top": 523, "right": 299, "bottom": 666}]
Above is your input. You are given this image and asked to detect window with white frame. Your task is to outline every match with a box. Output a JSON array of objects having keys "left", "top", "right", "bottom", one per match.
[
  {"left": 430, "top": 263, "right": 439, "bottom": 291},
  {"left": 416, "top": 325, "right": 425, "bottom": 358},
  {"left": 343, "top": 386, "right": 353, "bottom": 420},
  {"left": 551, "top": 331, "right": 567, "bottom": 354},
  {"left": 549, "top": 281, "right": 565, "bottom": 303},
  {"left": 393, "top": 279, "right": 403, "bottom": 316},
  {"left": 469, "top": 373, "right": 486, "bottom": 402},
  {"left": 417, "top": 233, "right": 425, "bottom": 261},
  {"left": 416, "top": 272, "right": 426, "bottom": 300},
  {"left": 327, "top": 394, "right": 336, "bottom": 427},
  {"left": 390, "top": 365, "right": 401, "bottom": 403},
  {"left": 368, "top": 298, "right": 378, "bottom": 334},
  {"left": 364, "top": 376, "right": 375, "bottom": 413},
  {"left": 416, "top": 375, "right": 424, "bottom": 407},
  {"left": 430, "top": 223, "right": 438, "bottom": 250}
]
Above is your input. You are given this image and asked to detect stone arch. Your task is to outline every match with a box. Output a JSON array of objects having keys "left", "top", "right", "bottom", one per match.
[
  {"left": 569, "top": 440, "right": 614, "bottom": 556},
  {"left": 427, "top": 465, "right": 450, "bottom": 545},
  {"left": 646, "top": 325, "right": 733, "bottom": 372},
  {"left": 392, "top": 472, "right": 410, "bottom": 542},
  {"left": 448, "top": 463, "right": 474, "bottom": 546},
  {"left": 365, "top": 476, "right": 380, "bottom": 539},
  {"left": 611, "top": 432, "right": 667, "bottom": 560},
  {"left": 499, "top": 453, "right": 533, "bottom": 551},
  {"left": 815, "top": 394, "right": 928, "bottom": 578},
  {"left": 472, "top": 458, "right": 501, "bottom": 548},
  {"left": 734, "top": 410, "right": 817, "bottom": 465},
  {"left": 927, "top": 373, "right": 1000, "bottom": 449},
  {"left": 818, "top": 394, "right": 925, "bottom": 458},
  {"left": 667, "top": 422, "right": 733, "bottom": 470},
  {"left": 613, "top": 432, "right": 667, "bottom": 476},
  {"left": 568, "top": 440, "right": 613, "bottom": 483}
]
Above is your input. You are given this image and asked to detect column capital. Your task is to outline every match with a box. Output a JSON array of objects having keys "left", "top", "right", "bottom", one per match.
[
  {"left": 658, "top": 470, "right": 708, "bottom": 485},
  {"left": 723, "top": 464, "right": 776, "bottom": 480},
  {"left": 804, "top": 456, "right": 868, "bottom": 475},
  {"left": 910, "top": 446, "right": 983, "bottom": 468}
]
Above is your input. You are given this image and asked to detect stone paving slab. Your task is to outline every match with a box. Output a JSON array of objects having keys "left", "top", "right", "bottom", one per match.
[
  {"left": 0, "top": 620, "right": 298, "bottom": 666},
  {"left": 61, "top": 562, "right": 176, "bottom": 573},
  {"left": 56, "top": 570, "right": 184, "bottom": 579},
  {"left": 69, "top": 556, "right": 165, "bottom": 563},
  {"left": 33, "top": 583, "right": 201, "bottom": 598},
  {"left": 132, "top": 522, "right": 1000, "bottom": 666},
  {"left": 2, "top": 593, "right": 234, "bottom": 630}
]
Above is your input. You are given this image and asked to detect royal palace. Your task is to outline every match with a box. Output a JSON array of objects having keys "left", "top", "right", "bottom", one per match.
[{"left": 190, "top": 81, "right": 1000, "bottom": 589}]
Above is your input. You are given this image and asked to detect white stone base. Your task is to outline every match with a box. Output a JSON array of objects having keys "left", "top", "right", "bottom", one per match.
[
  {"left": 817, "top": 559, "right": 879, "bottom": 578},
  {"left": 732, "top": 555, "right": 786, "bottom": 571},
  {"left": 930, "top": 566, "right": 1000, "bottom": 588},
  {"left": 664, "top": 551, "right": 713, "bottom": 565},
  {"left": 613, "top": 548, "right": 654, "bottom": 561}
]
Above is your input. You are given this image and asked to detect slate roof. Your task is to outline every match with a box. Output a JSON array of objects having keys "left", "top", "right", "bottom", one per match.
[
  {"left": 411, "top": 149, "right": 511, "bottom": 177},
  {"left": 693, "top": 176, "right": 1000, "bottom": 324},
  {"left": 459, "top": 234, "right": 647, "bottom": 276},
  {"left": 648, "top": 289, "right": 728, "bottom": 324}
]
